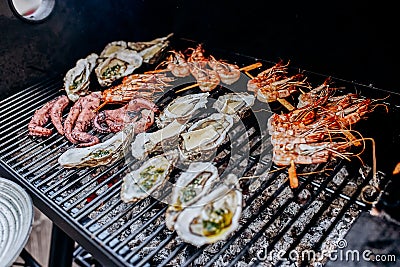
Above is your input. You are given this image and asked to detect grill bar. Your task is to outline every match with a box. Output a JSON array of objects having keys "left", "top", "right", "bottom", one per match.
[
  {"left": 231, "top": 162, "right": 345, "bottom": 267},
  {"left": 298, "top": 170, "right": 374, "bottom": 267},
  {"left": 272, "top": 166, "right": 361, "bottom": 266}
]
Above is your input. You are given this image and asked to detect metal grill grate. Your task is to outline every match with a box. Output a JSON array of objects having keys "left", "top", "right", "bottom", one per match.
[{"left": 0, "top": 60, "right": 384, "bottom": 267}]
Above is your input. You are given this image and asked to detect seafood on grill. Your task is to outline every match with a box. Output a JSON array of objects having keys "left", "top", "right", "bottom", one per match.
[
  {"left": 131, "top": 120, "right": 187, "bottom": 159},
  {"left": 297, "top": 77, "right": 332, "bottom": 108},
  {"left": 93, "top": 98, "right": 157, "bottom": 133},
  {"left": 120, "top": 153, "right": 176, "bottom": 203},
  {"left": 166, "top": 162, "right": 219, "bottom": 231},
  {"left": 50, "top": 95, "right": 70, "bottom": 135},
  {"left": 28, "top": 95, "right": 70, "bottom": 137},
  {"left": 64, "top": 53, "right": 98, "bottom": 101},
  {"left": 179, "top": 113, "right": 234, "bottom": 161},
  {"left": 174, "top": 174, "right": 242, "bottom": 247},
  {"left": 188, "top": 45, "right": 221, "bottom": 92},
  {"left": 256, "top": 73, "right": 310, "bottom": 103},
  {"left": 247, "top": 60, "right": 311, "bottom": 102},
  {"left": 100, "top": 33, "right": 172, "bottom": 64},
  {"left": 127, "top": 33, "right": 173, "bottom": 64},
  {"left": 268, "top": 90, "right": 374, "bottom": 188},
  {"left": 247, "top": 60, "right": 288, "bottom": 93},
  {"left": 156, "top": 92, "right": 209, "bottom": 128},
  {"left": 212, "top": 92, "right": 255, "bottom": 119},
  {"left": 58, "top": 122, "right": 135, "bottom": 168},
  {"left": 208, "top": 55, "right": 241, "bottom": 85},
  {"left": 98, "top": 73, "right": 174, "bottom": 109},
  {"left": 272, "top": 141, "right": 352, "bottom": 166},
  {"left": 95, "top": 49, "right": 143, "bottom": 87},
  {"left": 163, "top": 51, "right": 191, "bottom": 77},
  {"left": 28, "top": 97, "right": 58, "bottom": 136},
  {"left": 64, "top": 92, "right": 101, "bottom": 147},
  {"left": 99, "top": 40, "right": 129, "bottom": 58}
]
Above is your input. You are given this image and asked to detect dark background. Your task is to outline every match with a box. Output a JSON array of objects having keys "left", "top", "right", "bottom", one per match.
[{"left": 0, "top": 0, "right": 398, "bottom": 98}]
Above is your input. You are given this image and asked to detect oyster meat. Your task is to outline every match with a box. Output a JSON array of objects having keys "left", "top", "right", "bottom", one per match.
[
  {"left": 95, "top": 49, "right": 143, "bottom": 87},
  {"left": 58, "top": 123, "right": 135, "bottom": 168},
  {"left": 157, "top": 92, "right": 209, "bottom": 128},
  {"left": 174, "top": 174, "right": 242, "bottom": 246},
  {"left": 131, "top": 120, "right": 186, "bottom": 160},
  {"left": 120, "top": 154, "right": 175, "bottom": 203},
  {"left": 179, "top": 113, "right": 234, "bottom": 161},
  {"left": 64, "top": 53, "right": 98, "bottom": 101},
  {"left": 213, "top": 92, "right": 255, "bottom": 118},
  {"left": 166, "top": 162, "right": 219, "bottom": 230}
]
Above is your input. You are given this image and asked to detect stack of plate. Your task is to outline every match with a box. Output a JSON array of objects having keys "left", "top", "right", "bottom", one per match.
[{"left": 0, "top": 177, "right": 33, "bottom": 267}]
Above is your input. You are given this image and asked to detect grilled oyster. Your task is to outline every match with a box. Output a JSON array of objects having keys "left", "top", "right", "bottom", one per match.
[
  {"left": 174, "top": 174, "right": 242, "bottom": 247},
  {"left": 157, "top": 93, "right": 209, "bottom": 128},
  {"left": 99, "top": 40, "right": 128, "bottom": 58},
  {"left": 64, "top": 53, "right": 98, "bottom": 101},
  {"left": 131, "top": 120, "right": 186, "bottom": 160},
  {"left": 95, "top": 49, "right": 143, "bottom": 87},
  {"left": 213, "top": 93, "right": 255, "bottom": 119},
  {"left": 166, "top": 162, "right": 219, "bottom": 230},
  {"left": 58, "top": 123, "right": 134, "bottom": 168},
  {"left": 179, "top": 113, "right": 234, "bottom": 161},
  {"left": 120, "top": 154, "right": 175, "bottom": 203},
  {"left": 128, "top": 33, "right": 173, "bottom": 64}
]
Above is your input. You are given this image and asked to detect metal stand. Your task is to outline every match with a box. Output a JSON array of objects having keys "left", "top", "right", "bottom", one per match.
[
  {"left": 48, "top": 223, "right": 75, "bottom": 267},
  {"left": 19, "top": 248, "right": 41, "bottom": 267}
]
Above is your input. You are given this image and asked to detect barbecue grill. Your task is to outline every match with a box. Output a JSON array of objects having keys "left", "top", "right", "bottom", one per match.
[
  {"left": 2, "top": 1, "right": 400, "bottom": 266},
  {"left": 0, "top": 36, "right": 399, "bottom": 267}
]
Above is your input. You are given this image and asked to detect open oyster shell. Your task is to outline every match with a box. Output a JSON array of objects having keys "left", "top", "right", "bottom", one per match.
[
  {"left": 157, "top": 93, "right": 209, "bottom": 128},
  {"left": 120, "top": 154, "right": 175, "bottom": 203},
  {"left": 128, "top": 33, "right": 173, "bottom": 64},
  {"left": 213, "top": 92, "right": 255, "bottom": 119},
  {"left": 131, "top": 120, "right": 186, "bottom": 160},
  {"left": 95, "top": 49, "right": 143, "bottom": 87},
  {"left": 166, "top": 162, "right": 219, "bottom": 230},
  {"left": 64, "top": 53, "right": 98, "bottom": 101},
  {"left": 58, "top": 123, "right": 135, "bottom": 168},
  {"left": 179, "top": 113, "right": 234, "bottom": 161},
  {"left": 174, "top": 174, "right": 242, "bottom": 247},
  {"left": 99, "top": 40, "right": 128, "bottom": 58}
]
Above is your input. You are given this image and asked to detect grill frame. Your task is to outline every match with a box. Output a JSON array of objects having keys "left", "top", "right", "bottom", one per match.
[{"left": 0, "top": 42, "right": 397, "bottom": 266}]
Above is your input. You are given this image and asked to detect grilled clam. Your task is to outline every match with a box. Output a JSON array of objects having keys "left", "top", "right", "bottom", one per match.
[
  {"left": 64, "top": 53, "right": 98, "bottom": 101},
  {"left": 213, "top": 92, "right": 255, "bottom": 119},
  {"left": 95, "top": 49, "right": 143, "bottom": 87},
  {"left": 120, "top": 153, "right": 175, "bottom": 203},
  {"left": 58, "top": 123, "right": 135, "bottom": 168},
  {"left": 166, "top": 162, "right": 219, "bottom": 230},
  {"left": 131, "top": 120, "right": 186, "bottom": 160},
  {"left": 157, "top": 93, "right": 209, "bottom": 128},
  {"left": 179, "top": 113, "right": 234, "bottom": 161},
  {"left": 174, "top": 174, "right": 242, "bottom": 247}
]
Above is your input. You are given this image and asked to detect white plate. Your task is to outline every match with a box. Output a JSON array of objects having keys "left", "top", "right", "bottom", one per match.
[{"left": 0, "top": 177, "right": 33, "bottom": 267}]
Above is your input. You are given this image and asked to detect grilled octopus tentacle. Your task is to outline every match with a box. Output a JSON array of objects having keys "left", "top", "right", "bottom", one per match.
[{"left": 50, "top": 95, "right": 70, "bottom": 135}]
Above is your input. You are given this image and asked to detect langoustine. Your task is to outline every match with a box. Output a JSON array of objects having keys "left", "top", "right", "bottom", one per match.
[
  {"left": 187, "top": 44, "right": 221, "bottom": 92},
  {"left": 247, "top": 60, "right": 311, "bottom": 102},
  {"left": 268, "top": 90, "right": 374, "bottom": 188}
]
